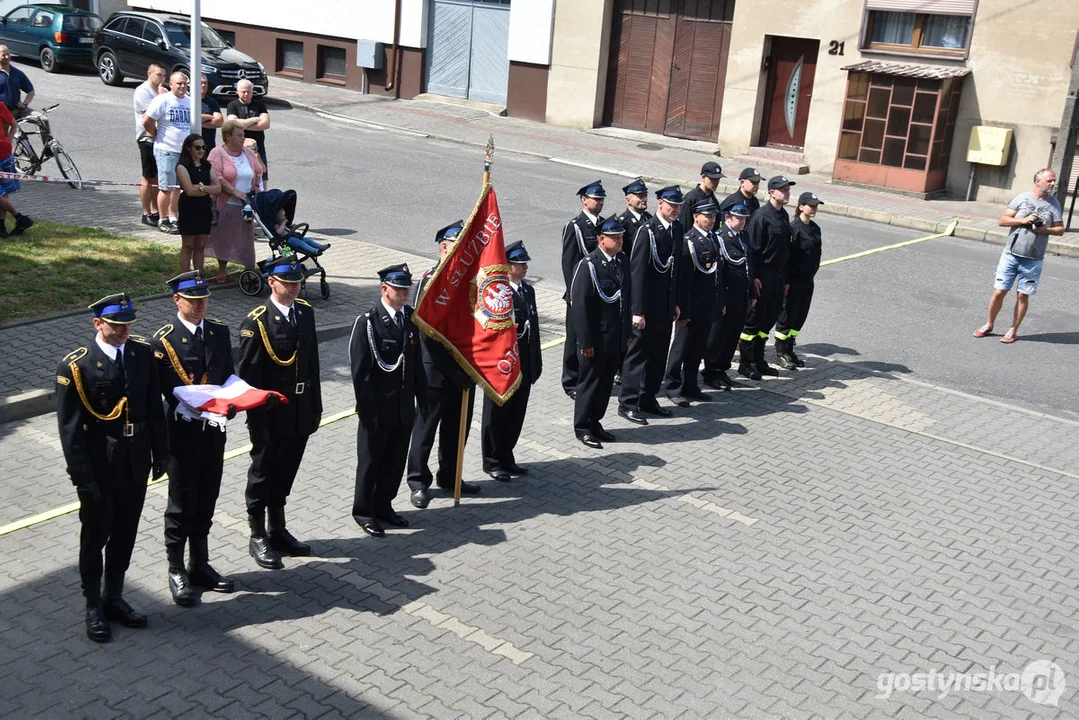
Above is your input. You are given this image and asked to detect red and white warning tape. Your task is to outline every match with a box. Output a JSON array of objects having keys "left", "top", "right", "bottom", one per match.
[{"left": 0, "top": 171, "right": 178, "bottom": 190}]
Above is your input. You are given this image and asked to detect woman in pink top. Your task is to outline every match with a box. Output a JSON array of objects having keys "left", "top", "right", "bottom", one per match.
[{"left": 206, "top": 119, "right": 263, "bottom": 283}]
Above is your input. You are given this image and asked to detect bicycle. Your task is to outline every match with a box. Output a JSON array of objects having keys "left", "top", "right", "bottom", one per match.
[{"left": 12, "top": 104, "right": 83, "bottom": 190}]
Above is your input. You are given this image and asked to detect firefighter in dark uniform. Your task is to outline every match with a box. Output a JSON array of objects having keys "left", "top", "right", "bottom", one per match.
[
  {"left": 560, "top": 180, "right": 605, "bottom": 399},
  {"left": 56, "top": 293, "right": 168, "bottom": 643},
  {"left": 481, "top": 241, "right": 542, "bottom": 480},
  {"left": 238, "top": 258, "right": 322, "bottom": 569},
  {"left": 152, "top": 271, "right": 236, "bottom": 607},
  {"left": 350, "top": 264, "right": 428, "bottom": 538},
  {"left": 571, "top": 217, "right": 632, "bottom": 449},
  {"left": 702, "top": 200, "right": 754, "bottom": 390},
  {"left": 665, "top": 199, "right": 721, "bottom": 404},
  {"left": 721, "top": 167, "right": 762, "bottom": 217},
  {"left": 739, "top": 175, "right": 795, "bottom": 380},
  {"left": 775, "top": 192, "right": 824, "bottom": 370},
  {"left": 614, "top": 178, "right": 650, "bottom": 385},
  {"left": 678, "top": 161, "right": 724, "bottom": 230},
  {"left": 618, "top": 184, "right": 683, "bottom": 426},
  {"left": 407, "top": 221, "right": 482, "bottom": 509}
]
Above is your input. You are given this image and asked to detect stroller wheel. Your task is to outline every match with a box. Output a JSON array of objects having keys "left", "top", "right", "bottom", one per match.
[
  {"left": 320, "top": 277, "right": 330, "bottom": 299},
  {"left": 239, "top": 269, "right": 263, "bottom": 296}
]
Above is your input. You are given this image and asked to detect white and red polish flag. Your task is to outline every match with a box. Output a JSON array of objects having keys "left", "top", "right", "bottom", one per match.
[{"left": 173, "top": 376, "right": 287, "bottom": 424}]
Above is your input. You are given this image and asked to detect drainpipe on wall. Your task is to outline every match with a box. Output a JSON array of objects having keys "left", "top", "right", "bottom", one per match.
[{"left": 385, "top": 0, "right": 402, "bottom": 98}]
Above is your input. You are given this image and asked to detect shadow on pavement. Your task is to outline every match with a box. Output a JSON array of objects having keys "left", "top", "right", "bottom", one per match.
[{"left": 1012, "top": 331, "right": 1079, "bottom": 344}]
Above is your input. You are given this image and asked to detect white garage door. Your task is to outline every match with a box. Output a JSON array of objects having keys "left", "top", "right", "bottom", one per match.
[{"left": 426, "top": 0, "right": 510, "bottom": 106}]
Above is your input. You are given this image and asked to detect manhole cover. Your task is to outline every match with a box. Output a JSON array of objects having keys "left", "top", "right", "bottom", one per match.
[{"left": 637, "top": 142, "right": 664, "bottom": 151}]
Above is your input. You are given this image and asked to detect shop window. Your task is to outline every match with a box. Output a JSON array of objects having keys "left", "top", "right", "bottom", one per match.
[
  {"left": 862, "top": 4, "right": 974, "bottom": 58},
  {"left": 277, "top": 40, "right": 304, "bottom": 76},
  {"left": 317, "top": 45, "right": 347, "bottom": 84}
]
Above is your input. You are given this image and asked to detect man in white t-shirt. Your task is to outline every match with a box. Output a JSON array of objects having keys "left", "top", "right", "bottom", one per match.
[
  {"left": 142, "top": 72, "right": 192, "bottom": 234},
  {"left": 133, "top": 64, "right": 166, "bottom": 227}
]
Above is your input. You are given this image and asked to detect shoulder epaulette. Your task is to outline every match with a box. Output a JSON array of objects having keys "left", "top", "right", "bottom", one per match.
[
  {"left": 247, "top": 305, "right": 267, "bottom": 320},
  {"left": 63, "top": 347, "right": 88, "bottom": 364},
  {"left": 129, "top": 335, "right": 151, "bottom": 345},
  {"left": 205, "top": 317, "right": 228, "bottom": 327},
  {"left": 295, "top": 298, "right": 312, "bottom": 307},
  {"left": 153, "top": 323, "right": 174, "bottom": 340}
]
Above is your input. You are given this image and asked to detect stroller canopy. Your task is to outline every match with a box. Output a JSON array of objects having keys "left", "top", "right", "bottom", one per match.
[{"left": 251, "top": 189, "right": 297, "bottom": 233}]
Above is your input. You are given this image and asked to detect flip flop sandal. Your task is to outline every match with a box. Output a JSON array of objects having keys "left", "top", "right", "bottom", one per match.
[
  {"left": 972, "top": 324, "right": 993, "bottom": 338},
  {"left": 1000, "top": 331, "right": 1017, "bottom": 344}
]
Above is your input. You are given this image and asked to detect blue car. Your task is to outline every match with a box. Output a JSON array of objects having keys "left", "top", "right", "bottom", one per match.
[{"left": 0, "top": 4, "right": 103, "bottom": 73}]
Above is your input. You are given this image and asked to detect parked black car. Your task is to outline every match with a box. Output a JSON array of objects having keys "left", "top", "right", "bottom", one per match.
[{"left": 93, "top": 11, "right": 267, "bottom": 100}]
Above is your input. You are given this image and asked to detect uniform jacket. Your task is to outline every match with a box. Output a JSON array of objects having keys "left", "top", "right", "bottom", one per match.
[
  {"left": 721, "top": 189, "right": 761, "bottom": 216},
  {"left": 152, "top": 317, "right": 235, "bottom": 414},
  {"left": 416, "top": 270, "right": 475, "bottom": 391},
  {"left": 676, "top": 225, "right": 721, "bottom": 324},
  {"left": 570, "top": 247, "right": 632, "bottom": 355},
  {"left": 718, "top": 225, "right": 753, "bottom": 303},
  {"left": 237, "top": 297, "right": 322, "bottom": 437},
  {"left": 745, "top": 202, "right": 792, "bottom": 277},
  {"left": 628, "top": 214, "right": 681, "bottom": 321},
  {"left": 678, "top": 185, "right": 720, "bottom": 229},
  {"left": 349, "top": 302, "right": 428, "bottom": 431},
  {"left": 561, "top": 211, "right": 601, "bottom": 300},
  {"left": 788, "top": 216, "right": 823, "bottom": 282},
  {"left": 55, "top": 336, "right": 169, "bottom": 488},
  {"left": 512, "top": 280, "right": 543, "bottom": 386},
  {"left": 617, "top": 207, "right": 651, "bottom": 259}
]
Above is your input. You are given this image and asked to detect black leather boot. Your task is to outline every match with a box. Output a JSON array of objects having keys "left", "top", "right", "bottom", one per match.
[
  {"left": 737, "top": 339, "right": 762, "bottom": 381},
  {"left": 188, "top": 537, "right": 235, "bottom": 593},
  {"left": 249, "top": 509, "right": 284, "bottom": 569},
  {"left": 268, "top": 506, "right": 311, "bottom": 557},
  {"left": 85, "top": 602, "right": 111, "bottom": 643},
  {"left": 103, "top": 573, "right": 148, "bottom": 627},
  {"left": 790, "top": 337, "right": 806, "bottom": 367},
  {"left": 754, "top": 337, "right": 779, "bottom": 376},
  {"left": 775, "top": 338, "right": 797, "bottom": 370},
  {"left": 167, "top": 545, "right": 197, "bottom": 607}
]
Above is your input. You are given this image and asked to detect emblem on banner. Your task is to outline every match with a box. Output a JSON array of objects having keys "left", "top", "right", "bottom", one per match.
[{"left": 471, "top": 264, "right": 513, "bottom": 331}]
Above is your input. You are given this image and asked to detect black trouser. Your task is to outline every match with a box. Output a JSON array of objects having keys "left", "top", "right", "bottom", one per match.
[
  {"left": 619, "top": 321, "right": 672, "bottom": 411},
  {"left": 246, "top": 431, "right": 310, "bottom": 513},
  {"left": 704, "top": 279, "right": 749, "bottom": 377},
  {"left": 353, "top": 421, "right": 411, "bottom": 524},
  {"left": 775, "top": 279, "right": 815, "bottom": 339},
  {"left": 561, "top": 303, "right": 579, "bottom": 393},
  {"left": 664, "top": 317, "right": 712, "bottom": 396},
  {"left": 742, "top": 270, "right": 784, "bottom": 341},
  {"left": 574, "top": 350, "right": 618, "bottom": 435},
  {"left": 79, "top": 481, "right": 147, "bottom": 603},
  {"left": 407, "top": 385, "right": 475, "bottom": 490},
  {"left": 481, "top": 382, "right": 531, "bottom": 471},
  {"left": 164, "top": 418, "right": 226, "bottom": 550}
]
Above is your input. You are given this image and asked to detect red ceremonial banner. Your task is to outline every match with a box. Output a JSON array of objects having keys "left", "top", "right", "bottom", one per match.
[{"left": 413, "top": 185, "right": 523, "bottom": 406}]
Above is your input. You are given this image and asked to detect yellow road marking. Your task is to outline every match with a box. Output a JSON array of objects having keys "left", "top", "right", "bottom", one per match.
[{"left": 820, "top": 220, "right": 957, "bottom": 267}]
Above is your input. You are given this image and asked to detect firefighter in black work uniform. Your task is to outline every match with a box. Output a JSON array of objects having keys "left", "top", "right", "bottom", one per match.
[
  {"left": 775, "top": 192, "right": 824, "bottom": 370},
  {"left": 560, "top": 180, "right": 605, "bottom": 399},
  {"left": 56, "top": 293, "right": 168, "bottom": 643},
  {"left": 152, "top": 271, "right": 237, "bottom": 607},
  {"left": 739, "top": 175, "right": 795, "bottom": 380},
  {"left": 238, "top": 258, "right": 322, "bottom": 570},
  {"left": 481, "top": 241, "right": 542, "bottom": 480},
  {"left": 702, "top": 199, "right": 754, "bottom": 390},
  {"left": 721, "top": 167, "right": 763, "bottom": 217},
  {"left": 679, "top": 161, "right": 724, "bottom": 230},
  {"left": 665, "top": 198, "right": 721, "bottom": 404},
  {"left": 350, "top": 263, "right": 428, "bottom": 538}
]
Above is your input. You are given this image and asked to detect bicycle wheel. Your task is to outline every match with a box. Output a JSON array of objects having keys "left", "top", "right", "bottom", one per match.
[
  {"left": 52, "top": 143, "right": 83, "bottom": 190},
  {"left": 13, "top": 136, "right": 36, "bottom": 175}
]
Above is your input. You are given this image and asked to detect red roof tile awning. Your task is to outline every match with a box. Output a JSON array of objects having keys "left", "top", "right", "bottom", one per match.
[{"left": 840, "top": 60, "right": 971, "bottom": 79}]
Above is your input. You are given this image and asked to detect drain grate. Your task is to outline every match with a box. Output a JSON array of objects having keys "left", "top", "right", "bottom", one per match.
[{"left": 636, "top": 142, "right": 664, "bottom": 151}]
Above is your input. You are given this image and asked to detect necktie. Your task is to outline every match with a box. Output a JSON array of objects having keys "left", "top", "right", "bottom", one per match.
[
  {"left": 194, "top": 326, "right": 203, "bottom": 341},
  {"left": 288, "top": 306, "right": 297, "bottom": 326},
  {"left": 394, "top": 312, "right": 402, "bottom": 330},
  {"left": 114, "top": 351, "right": 123, "bottom": 368}
]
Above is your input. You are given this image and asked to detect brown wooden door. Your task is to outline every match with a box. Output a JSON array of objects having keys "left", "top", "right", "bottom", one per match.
[
  {"left": 663, "top": 7, "right": 732, "bottom": 141},
  {"left": 605, "top": 0, "right": 677, "bottom": 134},
  {"left": 761, "top": 37, "right": 819, "bottom": 149}
]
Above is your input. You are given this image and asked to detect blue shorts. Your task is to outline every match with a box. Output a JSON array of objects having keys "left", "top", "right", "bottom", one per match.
[
  {"left": 153, "top": 148, "right": 180, "bottom": 189},
  {"left": 0, "top": 155, "right": 20, "bottom": 197},
  {"left": 994, "top": 250, "right": 1043, "bottom": 296}
]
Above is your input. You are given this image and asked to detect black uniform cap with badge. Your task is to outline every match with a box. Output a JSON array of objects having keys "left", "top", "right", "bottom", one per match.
[
  {"left": 739, "top": 167, "right": 762, "bottom": 182},
  {"left": 598, "top": 217, "right": 626, "bottom": 235},
  {"left": 692, "top": 199, "right": 719, "bottom": 216},
  {"left": 267, "top": 257, "right": 306, "bottom": 283},
  {"left": 700, "top": 161, "right": 725, "bottom": 179},
  {"left": 378, "top": 263, "right": 412, "bottom": 288},
  {"left": 622, "top": 178, "right": 648, "bottom": 196},
  {"left": 89, "top": 293, "right": 137, "bottom": 324},
  {"left": 720, "top": 197, "right": 752, "bottom": 217},
  {"left": 506, "top": 240, "right": 531, "bottom": 263},
  {"left": 655, "top": 185, "right": 685, "bottom": 205},
  {"left": 797, "top": 191, "right": 824, "bottom": 207},
  {"left": 435, "top": 220, "right": 464, "bottom": 244},
  {"left": 168, "top": 270, "right": 210, "bottom": 299},
  {"left": 577, "top": 180, "right": 606, "bottom": 199},
  {"left": 767, "top": 175, "right": 796, "bottom": 190}
]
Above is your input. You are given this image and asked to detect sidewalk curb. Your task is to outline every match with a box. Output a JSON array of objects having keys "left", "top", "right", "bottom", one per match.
[{"left": 0, "top": 321, "right": 357, "bottom": 426}]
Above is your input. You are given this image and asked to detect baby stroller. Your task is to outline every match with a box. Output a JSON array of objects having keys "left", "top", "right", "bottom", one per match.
[{"left": 238, "top": 188, "right": 332, "bottom": 299}]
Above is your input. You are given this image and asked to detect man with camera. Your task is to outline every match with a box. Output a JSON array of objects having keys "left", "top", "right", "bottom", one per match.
[{"left": 973, "top": 169, "right": 1064, "bottom": 344}]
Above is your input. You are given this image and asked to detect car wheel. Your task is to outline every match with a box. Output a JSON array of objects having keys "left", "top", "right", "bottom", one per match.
[
  {"left": 98, "top": 50, "right": 122, "bottom": 86},
  {"left": 40, "top": 47, "right": 58, "bottom": 73}
]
